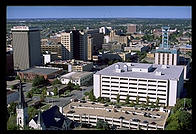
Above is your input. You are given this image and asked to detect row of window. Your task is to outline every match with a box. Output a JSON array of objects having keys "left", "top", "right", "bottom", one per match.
[{"left": 102, "top": 77, "right": 167, "bottom": 84}]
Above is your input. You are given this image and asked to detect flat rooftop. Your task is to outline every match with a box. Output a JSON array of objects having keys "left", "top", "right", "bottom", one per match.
[
  {"left": 95, "top": 62, "right": 184, "bottom": 80},
  {"left": 61, "top": 72, "right": 93, "bottom": 80},
  {"left": 63, "top": 102, "right": 169, "bottom": 127},
  {"left": 20, "top": 66, "right": 62, "bottom": 75}
]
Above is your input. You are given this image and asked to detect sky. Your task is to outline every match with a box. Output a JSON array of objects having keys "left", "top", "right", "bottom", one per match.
[{"left": 7, "top": 6, "right": 192, "bottom": 19}]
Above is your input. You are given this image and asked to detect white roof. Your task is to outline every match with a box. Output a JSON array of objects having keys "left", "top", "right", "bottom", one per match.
[{"left": 95, "top": 62, "right": 184, "bottom": 80}]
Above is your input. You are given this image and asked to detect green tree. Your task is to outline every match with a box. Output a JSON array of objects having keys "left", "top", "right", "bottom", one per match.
[
  {"left": 40, "top": 93, "right": 45, "bottom": 102},
  {"left": 125, "top": 95, "right": 130, "bottom": 104},
  {"left": 32, "top": 75, "right": 46, "bottom": 87},
  {"left": 146, "top": 96, "right": 150, "bottom": 106},
  {"left": 136, "top": 96, "right": 140, "bottom": 105},
  {"left": 165, "top": 120, "right": 181, "bottom": 130},
  {"left": 156, "top": 97, "right": 160, "bottom": 107},
  {"left": 28, "top": 106, "right": 38, "bottom": 121},
  {"left": 15, "top": 75, "right": 20, "bottom": 80},
  {"left": 7, "top": 114, "right": 18, "bottom": 130},
  {"left": 178, "top": 111, "right": 192, "bottom": 130},
  {"left": 84, "top": 92, "right": 89, "bottom": 96},
  {"left": 96, "top": 120, "right": 110, "bottom": 130},
  {"left": 52, "top": 79, "right": 61, "bottom": 86},
  {"left": 67, "top": 81, "right": 75, "bottom": 90},
  {"left": 26, "top": 91, "right": 33, "bottom": 100},
  {"left": 89, "top": 89, "right": 96, "bottom": 102},
  {"left": 73, "top": 84, "right": 80, "bottom": 90},
  {"left": 150, "top": 102, "right": 155, "bottom": 108},
  {"left": 8, "top": 102, "right": 17, "bottom": 115},
  {"left": 41, "top": 87, "right": 47, "bottom": 96},
  {"left": 53, "top": 87, "right": 58, "bottom": 96},
  {"left": 116, "top": 94, "right": 120, "bottom": 103}
]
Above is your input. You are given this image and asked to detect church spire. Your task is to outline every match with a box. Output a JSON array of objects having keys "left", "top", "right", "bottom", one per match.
[{"left": 18, "top": 80, "right": 27, "bottom": 109}]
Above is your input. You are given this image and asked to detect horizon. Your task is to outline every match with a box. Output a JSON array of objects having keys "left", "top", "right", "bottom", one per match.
[{"left": 7, "top": 6, "right": 192, "bottom": 19}]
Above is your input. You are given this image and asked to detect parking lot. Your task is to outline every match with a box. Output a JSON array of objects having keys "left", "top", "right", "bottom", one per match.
[{"left": 63, "top": 101, "right": 170, "bottom": 128}]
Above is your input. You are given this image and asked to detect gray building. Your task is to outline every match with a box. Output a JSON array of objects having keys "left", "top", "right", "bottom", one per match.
[{"left": 11, "top": 26, "right": 42, "bottom": 70}]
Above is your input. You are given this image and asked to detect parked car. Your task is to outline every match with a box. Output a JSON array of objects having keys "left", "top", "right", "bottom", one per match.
[{"left": 143, "top": 120, "right": 148, "bottom": 124}]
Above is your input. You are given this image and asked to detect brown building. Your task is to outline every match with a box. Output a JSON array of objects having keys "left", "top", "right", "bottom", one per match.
[
  {"left": 17, "top": 66, "right": 64, "bottom": 81},
  {"left": 41, "top": 44, "right": 65, "bottom": 59},
  {"left": 127, "top": 24, "right": 136, "bottom": 33}
]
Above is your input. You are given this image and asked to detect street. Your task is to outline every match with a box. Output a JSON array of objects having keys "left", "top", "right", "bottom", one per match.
[{"left": 22, "top": 82, "right": 93, "bottom": 107}]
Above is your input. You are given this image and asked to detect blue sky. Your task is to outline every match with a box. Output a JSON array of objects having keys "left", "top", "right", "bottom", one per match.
[{"left": 7, "top": 6, "right": 192, "bottom": 19}]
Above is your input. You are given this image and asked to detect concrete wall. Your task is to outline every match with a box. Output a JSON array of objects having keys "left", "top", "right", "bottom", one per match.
[
  {"left": 93, "top": 74, "right": 101, "bottom": 98},
  {"left": 168, "top": 79, "right": 178, "bottom": 106}
]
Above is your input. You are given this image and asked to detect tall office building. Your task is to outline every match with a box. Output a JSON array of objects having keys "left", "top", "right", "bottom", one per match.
[
  {"left": 127, "top": 24, "right": 137, "bottom": 33},
  {"left": 72, "top": 30, "right": 87, "bottom": 61},
  {"left": 87, "top": 35, "right": 93, "bottom": 61},
  {"left": 11, "top": 26, "right": 42, "bottom": 70},
  {"left": 61, "top": 31, "right": 73, "bottom": 60},
  {"left": 155, "top": 27, "right": 180, "bottom": 65},
  {"left": 85, "top": 28, "right": 104, "bottom": 55}
]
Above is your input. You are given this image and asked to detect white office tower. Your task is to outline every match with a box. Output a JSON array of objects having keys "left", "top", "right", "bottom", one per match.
[{"left": 94, "top": 62, "right": 184, "bottom": 106}]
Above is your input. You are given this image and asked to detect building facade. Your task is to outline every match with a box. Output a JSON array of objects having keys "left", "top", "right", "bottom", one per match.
[
  {"left": 60, "top": 71, "right": 93, "bottom": 86},
  {"left": 61, "top": 31, "right": 73, "bottom": 60},
  {"left": 17, "top": 66, "right": 64, "bottom": 81},
  {"left": 87, "top": 35, "right": 93, "bottom": 61},
  {"left": 154, "top": 27, "right": 180, "bottom": 65},
  {"left": 72, "top": 30, "right": 88, "bottom": 61},
  {"left": 93, "top": 62, "right": 184, "bottom": 106},
  {"left": 127, "top": 24, "right": 137, "bottom": 33},
  {"left": 11, "top": 26, "right": 42, "bottom": 70},
  {"left": 41, "top": 43, "right": 65, "bottom": 59}
]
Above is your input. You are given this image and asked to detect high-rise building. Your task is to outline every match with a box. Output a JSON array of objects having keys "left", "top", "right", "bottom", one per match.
[
  {"left": 155, "top": 27, "right": 180, "bottom": 65},
  {"left": 61, "top": 31, "right": 73, "bottom": 60},
  {"left": 72, "top": 30, "right": 87, "bottom": 61},
  {"left": 11, "top": 26, "right": 42, "bottom": 70},
  {"left": 87, "top": 35, "right": 93, "bottom": 61},
  {"left": 85, "top": 28, "right": 104, "bottom": 55},
  {"left": 127, "top": 24, "right": 137, "bottom": 33}
]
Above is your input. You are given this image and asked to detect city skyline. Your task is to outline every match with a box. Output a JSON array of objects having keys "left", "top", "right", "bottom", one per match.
[{"left": 7, "top": 6, "right": 191, "bottom": 19}]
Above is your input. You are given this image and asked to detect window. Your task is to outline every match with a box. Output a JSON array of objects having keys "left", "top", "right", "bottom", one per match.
[
  {"left": 120, "top": 82, "right": 128, "bottom": 84},
  {"left": 148, "top": 80, "right": 156, "bottom": 82},
  {"left": 129, "top": 83, "right": 137, "bottom": 85},
  {"left": 148, "top": 89, "right": 156, "bottom": 91},
  {"left": 111, "top": 81, "right": 118, "bottom": 84},
  {"left": 120, "top": 78, "right": 128, "bottom": 80},
  {"left": 111, "top": 77, "right": 119, "bottom": 80},
  {"left": 158, "top": 85, "right": 166, "bottom": 87}
]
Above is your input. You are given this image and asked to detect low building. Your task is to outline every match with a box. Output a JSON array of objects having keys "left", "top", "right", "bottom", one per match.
[
  {"left": 102, "top": 42, "right": 125, "bottom": 52},
  {"left": 177, "top": 44, "right": 192, "bottom": 54},
  {"left": 60, "top": 71, "right": 93, "bottom": 86},
  {"left": 101, "top": 52, "right": 134, "bottom": 62},
  {"left": 46, "top": 84, "right": 67, "bottom": 96},
  {"left": 7, "top": 89, "right": 19, "bottom": 104},
  {"left": 29, "top": 105, "right": 73, "bottom": 130},
  {"left": 48, "top": 60, "right": 93, "bottom": 72},
  {"left": 63, "top": 101, "right": 170, "bottom": 130},
  {"left": 43, "top": 52, "right": 59, "bottom": 64},
  {"left": 17, "top": 66, "right": 64, "bottom": 81},
  {"left": 124, "top": 45, "right": 149, "bottom": 52},
  {"left": 41, "top": 43, "right": 66, "bottom": 60}
]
